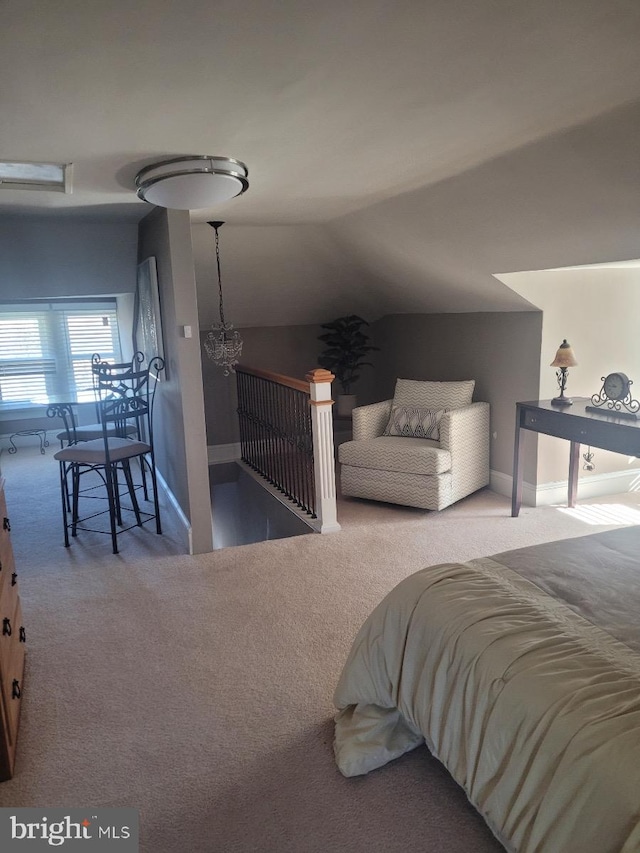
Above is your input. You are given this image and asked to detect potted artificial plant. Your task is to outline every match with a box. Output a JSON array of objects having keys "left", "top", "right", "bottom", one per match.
[{"left": 317, "top": 314, "right": 378, "bottom": 416}]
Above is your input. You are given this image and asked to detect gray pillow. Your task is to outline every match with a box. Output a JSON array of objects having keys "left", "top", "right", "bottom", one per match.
[{"left": 383, "top": 405, "right": 447, "bottom": 440}]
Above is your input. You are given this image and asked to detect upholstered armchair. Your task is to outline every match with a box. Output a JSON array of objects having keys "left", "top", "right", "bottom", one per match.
[{"left": 338, "top": 379, "right": 490, "bottom": 511}]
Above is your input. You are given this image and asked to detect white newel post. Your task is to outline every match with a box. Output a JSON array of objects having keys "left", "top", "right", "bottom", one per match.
[{"left": 306, "top": 368, "right": 341, "bottom": 533}]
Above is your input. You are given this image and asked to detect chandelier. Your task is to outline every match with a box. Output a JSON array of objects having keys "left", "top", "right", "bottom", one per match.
[{"left": 203, "top": 221, "right": 243, "bottom": 375}]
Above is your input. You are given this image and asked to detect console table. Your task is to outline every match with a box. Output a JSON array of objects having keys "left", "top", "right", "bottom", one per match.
[{"left": 511, "top": 398, "right": 640, "bottom": 517}]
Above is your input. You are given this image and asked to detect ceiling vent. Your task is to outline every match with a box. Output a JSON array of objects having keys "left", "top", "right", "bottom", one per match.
[{"left": 0, "top": 160, "right": 73, "bottom": 194}]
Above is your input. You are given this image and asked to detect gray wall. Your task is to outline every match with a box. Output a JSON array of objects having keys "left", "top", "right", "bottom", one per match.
[
  {"left": 0, "top": 217, "right": 138, "bottom": 436},
  {"left": 192, "top": 222, "right": 381, "bottom": 328},
  {"left": 202, "top": 323, "right": 330, "bottom": 446},
  {"left": 138, "top": 209, "right": 213, "bottom": 554},
  {"left": 370, "top": 312, "right": 542, "bottom": 483},
  {"left": 202, "top": 311, "right": 542, "bottom": 486},
  {"left": 330, "top": 98, "right": 640, "bottom": 317},
  {"left": 0, "top": 217, "right": 138, "bottom": 298}
]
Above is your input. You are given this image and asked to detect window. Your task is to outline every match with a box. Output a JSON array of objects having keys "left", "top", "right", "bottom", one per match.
[{"left": 0, "top": 300, "right": 123, "bottom": 406}]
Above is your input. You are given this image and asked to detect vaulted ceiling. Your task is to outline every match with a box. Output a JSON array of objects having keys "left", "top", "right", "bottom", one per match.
[{"left": 3, "top": 0, "right": 640, "bottom": 322}]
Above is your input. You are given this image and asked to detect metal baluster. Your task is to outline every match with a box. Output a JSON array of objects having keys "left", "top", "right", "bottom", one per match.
[
  {"left": 293, "top": 390, "right": 305, "bottom": 511},
  {"left": 305, "top": 395, "right": 314, "bottom": 515},
  {"left": 283, "top": 386, "right": 294, "bottom": 504},
  {"left": 242, "top": 370, "right": 251, "bottom": 465},
  {"left": 269, "top": 382, "right": 284, "bottom": 492},
  {"left": 251, "top": 372, "right": 260, "bottom": 472},
  {"left": 296, "top": 389, "right": 306, "bottom": 509},
  {"left": 248, "top": 372, "right": 258, "bottom": 471},
  {"left": 257, "top": 374, "right": 266, "bottom": 478},
  {"left": 244, "top": 370, "right": 253, "bottom": 469},
  {"left": 249, "top": 372, "right": 258, "bottom": 471},
  {"left": 288, "top": 393, "right": 296, "bottom": 506},
  {"left": 263, "top": 378, "right": 271, "bottom": 480},
  {"left": 236, "top": 371, "right": 246, "bottom": 463},
  {"left": 237, "top": 370, "right": 246, "bottom": 462},
  {"left": 276, "top": 383, "right": 287, "bottom": 496}
]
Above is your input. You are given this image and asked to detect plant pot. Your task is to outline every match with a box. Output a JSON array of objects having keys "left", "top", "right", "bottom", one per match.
[{"left": 337, "top": 394, "right": 357, "bottom": 417}]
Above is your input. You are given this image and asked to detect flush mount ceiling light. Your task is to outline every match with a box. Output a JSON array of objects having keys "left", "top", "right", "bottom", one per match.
[
  {"left": 0, "top": 160, "right": 73, "bottom": 193},
  {"left": 135, "top": 155, "right": 249, "bottom": 210}
]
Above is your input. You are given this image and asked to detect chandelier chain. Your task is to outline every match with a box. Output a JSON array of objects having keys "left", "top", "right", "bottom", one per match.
[
  {"left": 213, "top": 224, "right": 226, "bottom": 327},
  {"left": 203, "top": 221, "right": 243, "bottom": 375}
]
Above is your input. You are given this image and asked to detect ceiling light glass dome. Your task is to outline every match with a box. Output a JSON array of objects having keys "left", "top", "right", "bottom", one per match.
[{"left": 135, "top": 156, "right": 249, "bottom": 210}]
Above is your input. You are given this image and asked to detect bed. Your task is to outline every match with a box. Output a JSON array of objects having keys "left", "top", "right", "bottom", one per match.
[{"left": 333, "top": 526, "right": 640, "bottom": 853}]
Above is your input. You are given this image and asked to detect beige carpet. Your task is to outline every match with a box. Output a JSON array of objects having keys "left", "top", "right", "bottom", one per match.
[{"left": 2, "top": 444, "right": 640, "bottom": 852}]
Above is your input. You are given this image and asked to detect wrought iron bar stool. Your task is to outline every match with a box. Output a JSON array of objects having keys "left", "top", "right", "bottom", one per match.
[
  {"left": 52, "top": 352, "right": 145, "bottom": 513},
  {"left": 52, "top": 351, "right": 145, "bottom": 448},
  {"left": 48, "top": 356, "right": 165, "bottom": 553}
]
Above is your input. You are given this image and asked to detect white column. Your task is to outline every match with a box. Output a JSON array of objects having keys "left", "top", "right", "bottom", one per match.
[{"left": 306, "top": 368, "right": 341, "bottom": 533}]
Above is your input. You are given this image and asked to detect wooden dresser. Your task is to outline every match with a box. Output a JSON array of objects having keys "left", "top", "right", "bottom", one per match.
[{"left": 0, "top": 476, "right": 26, "bottom": 781}]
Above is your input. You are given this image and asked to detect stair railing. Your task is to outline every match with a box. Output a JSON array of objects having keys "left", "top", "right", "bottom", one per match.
[{"left": 235, "top": 365, "right": 340, "bottom": 533}]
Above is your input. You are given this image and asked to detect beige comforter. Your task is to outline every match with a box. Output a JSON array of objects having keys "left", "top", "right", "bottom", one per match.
[{"left": 334, "top": 536, "right": 640, "bottom": 853}]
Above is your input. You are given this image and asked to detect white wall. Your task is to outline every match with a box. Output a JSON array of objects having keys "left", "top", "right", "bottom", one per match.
[{"left": 497, "top": 264, "right": 640, "bottom": 488}]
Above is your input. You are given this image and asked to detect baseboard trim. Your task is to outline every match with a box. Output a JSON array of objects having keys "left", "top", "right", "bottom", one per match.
[
  {"left": 208, "top": 442, "right": 241, "bottom": 464},
  {"left": 156, "top": 468, "right": 193, "bottom": 554},
  {"left": 490, "top": 467, "right": 640, "bottom": 507}
]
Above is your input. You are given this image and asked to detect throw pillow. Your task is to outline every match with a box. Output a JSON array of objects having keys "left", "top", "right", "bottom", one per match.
[
  {"left": 392, "top": 378, "right": 474, "bottom": 411},
  {"left": 383, "top": 406, "right": 447, "bottom": 440}
]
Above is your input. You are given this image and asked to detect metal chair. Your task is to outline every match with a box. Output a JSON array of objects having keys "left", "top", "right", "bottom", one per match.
[
  {"left": 52, "top": 352, "right": 144, "bottom": 513},
  {"left": 53, "top": 351, "right": 145, "bottom": 448},
  {"left": 48, "top": 356, "right": 165, "bottom": 553}
]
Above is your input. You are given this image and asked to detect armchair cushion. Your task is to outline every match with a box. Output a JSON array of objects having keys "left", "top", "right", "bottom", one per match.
[
  {"left": 383, "top": 405, "right": 447, "bottom": 440},
  {"left": 339, "top": 436, "right": 450, "bottom": 476},
  {"left": 392, "top": 378, "right": 475, "bottom": 410}
]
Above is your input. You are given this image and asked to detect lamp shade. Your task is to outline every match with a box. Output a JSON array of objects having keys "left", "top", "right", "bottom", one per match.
[
  {"left": 135, "top": 156, "right": 249, "bottom": 210},
  {"left": 550, "top": 339, "right": 578, "bottom": 368}
]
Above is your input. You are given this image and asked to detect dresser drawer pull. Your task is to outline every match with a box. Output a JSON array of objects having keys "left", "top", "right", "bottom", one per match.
[
  {"left": 11, "top": 572, "right": 17, "bottom": 586},
  {"left": 2, "top": 617, "right": 11, "bottom": 637},
  {"left": 3, "top": 517, "right": 10, "bottom": 532},
  {"left": 11, "top": 680, "right": 21, "bottom": 700},
  {"left": 19, "top": 626, "right": 26, "bottom": 643}
]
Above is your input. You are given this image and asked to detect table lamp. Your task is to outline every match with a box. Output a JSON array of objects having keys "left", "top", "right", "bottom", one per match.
[{"left": 550, "top": 339, "right": 578, "bottom": 406}]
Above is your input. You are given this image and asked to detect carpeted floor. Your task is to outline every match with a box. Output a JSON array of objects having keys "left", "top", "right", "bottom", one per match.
[{"left": 2, "top": 444, "right": 640, "bottom": 852}]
